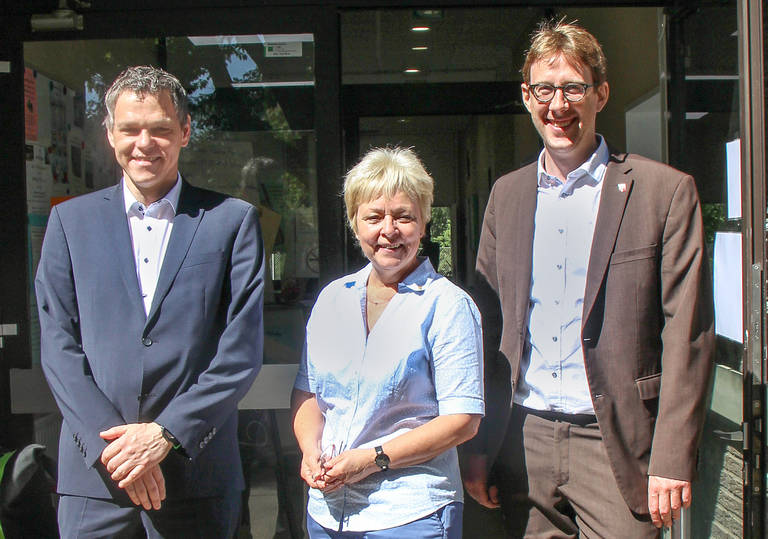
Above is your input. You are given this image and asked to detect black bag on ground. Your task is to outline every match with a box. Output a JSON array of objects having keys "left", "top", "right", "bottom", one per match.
[{"left": 0, "top": 444, "right": 58, "bottom": 538}]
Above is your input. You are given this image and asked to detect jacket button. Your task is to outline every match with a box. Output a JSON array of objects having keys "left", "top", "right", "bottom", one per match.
[{"left": 142, "top": 337, "right": 153, "bottom": 346}]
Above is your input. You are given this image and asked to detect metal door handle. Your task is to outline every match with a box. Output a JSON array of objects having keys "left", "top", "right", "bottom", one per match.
[{"left": 713, "top": 429, "right": 744, "bottom": 442}]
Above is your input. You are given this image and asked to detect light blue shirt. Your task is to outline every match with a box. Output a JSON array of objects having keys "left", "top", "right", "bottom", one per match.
[
  {"left": 515, "top": 136, "right": 610, "bottom": 414},
  {"left": 294, "top": 258, "right": 484, "bottom": 532}
]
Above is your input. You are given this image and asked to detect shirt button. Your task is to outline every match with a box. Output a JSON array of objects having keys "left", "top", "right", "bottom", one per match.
[
  {"left": 558, "top": 228, "right": 564, "bottom": 234},
  {"left": 556, "top": 264, "right": 563, "bottom": 270},
  {"left": 147, "top": 226, "right": 152, "bottom": 231},
  {"left": 552, "top": 336, "right": 558, "bottom": 342},
  {"left": 142, "top": 337, "right": 153, "bottom": 346},
  {"left": 144, "top": 258, "right": 149, "bottom": 263},
  {"left": 552, "top": 372, "right": 558, "bottom": 378},
  {"left": 554, "top": 300, "right": 560, "bottom": 305}
]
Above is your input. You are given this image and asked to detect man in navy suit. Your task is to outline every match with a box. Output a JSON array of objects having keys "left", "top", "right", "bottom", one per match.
[{"left": 35, "top": 66, "right": 264, "bottom": 537}]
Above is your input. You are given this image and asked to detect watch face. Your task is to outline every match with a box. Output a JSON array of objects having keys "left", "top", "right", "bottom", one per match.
[{"left": 375, "top": 452, "right": 390, "bottom": 470}]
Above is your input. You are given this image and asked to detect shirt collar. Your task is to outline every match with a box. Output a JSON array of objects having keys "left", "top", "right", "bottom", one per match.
[
  {"left": 536, "top": 135, "right": 610, "bottom": 191},
  {"left": 346, "top": 257, "right": 439, "bottom": 294},
  {"left": 122, "top": 173, "right": 182, "bottom": 215}
]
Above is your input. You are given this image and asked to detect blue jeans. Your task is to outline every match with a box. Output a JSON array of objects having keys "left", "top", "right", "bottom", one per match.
[{"left": 307, "top": 502, "right": 463, "bottom": 539}]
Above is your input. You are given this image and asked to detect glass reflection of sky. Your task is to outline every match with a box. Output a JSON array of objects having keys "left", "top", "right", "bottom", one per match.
[
  {"left": 188, "top": 69, "right": 216, "bottom": 103},
  {"left": 225, "top": 51, "right": 260, "bottom": 83}
]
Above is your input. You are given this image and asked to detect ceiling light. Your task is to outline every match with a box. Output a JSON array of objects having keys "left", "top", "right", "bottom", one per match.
[
  {"left": 412, "top": 46, "right": 428, "bottom": 51},
  {"left": 404, "top": 68, "right": 421, "bottom": 74},
  {"left": 411, "top": 26, "right": 430, "bottom": 32},
  {"left": 413, "top": 9, "right": 443, "bottom": 20}
]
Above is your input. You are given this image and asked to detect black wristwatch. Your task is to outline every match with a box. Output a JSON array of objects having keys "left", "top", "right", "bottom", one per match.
[
  {"left": 374, "top": 445, "right": 390, "bottom": 471},
  {"left": 160, "top": 425, "right": 182, "bottom": 450}
]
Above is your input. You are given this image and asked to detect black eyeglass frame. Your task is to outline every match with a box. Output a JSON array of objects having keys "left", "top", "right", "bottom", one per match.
[{"left": 527, "top": 82, "right": 596, "bottom": 103}]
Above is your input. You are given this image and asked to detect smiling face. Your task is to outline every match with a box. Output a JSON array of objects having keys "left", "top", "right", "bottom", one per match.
[
  {"left": 107, "top": 90, "right": 191, "bottom": 205},
  {"left": 522, "top": 54, "right": 609, "bottom": 175},
  {"left": 354, "top": 191, "right": 425, "bottom": 285}
]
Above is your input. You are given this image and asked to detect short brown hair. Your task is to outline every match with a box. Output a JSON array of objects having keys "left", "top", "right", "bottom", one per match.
[{"left": 522, "top": 19, "right": 607, "bottom": 85}]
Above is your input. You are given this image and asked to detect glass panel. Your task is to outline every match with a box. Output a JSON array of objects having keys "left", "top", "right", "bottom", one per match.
[
  {"left": 24, "top": 35, "right": 317, "bottom": 367},
  {"left": 23, "top": 33, "right": 315, "bottom": 538},
  {"left": 668, "top": 4, "right": 744, "bottom": 537}
]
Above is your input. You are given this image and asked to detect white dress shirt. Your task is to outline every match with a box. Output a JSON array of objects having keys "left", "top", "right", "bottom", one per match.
[
  {"left": 515, "top": 137, "right": 610, "bottom": 414},
  {"left": 123, "top": 175, "right": 181, "bottom": 316}
]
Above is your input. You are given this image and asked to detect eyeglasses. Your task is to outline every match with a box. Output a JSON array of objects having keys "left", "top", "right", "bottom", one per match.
[{"left": 527, "top": 83, "right": 595, "bottom": 103}]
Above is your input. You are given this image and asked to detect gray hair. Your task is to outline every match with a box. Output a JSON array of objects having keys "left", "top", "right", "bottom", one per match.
[
  {"left": 344, "top": 146, "right": 434, "bottom": 234},
  {"left": 104, "top": 66, "right": 189, "bottom": 130}
]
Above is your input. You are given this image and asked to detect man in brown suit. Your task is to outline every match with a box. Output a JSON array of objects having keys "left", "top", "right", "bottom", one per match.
[{"left": 461, "top": 20, "right": 714, "bottom": 537}]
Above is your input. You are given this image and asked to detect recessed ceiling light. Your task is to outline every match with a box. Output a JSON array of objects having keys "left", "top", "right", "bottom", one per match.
[
  {"left": 411, "top": 26, "right": 430, "bottom": 32},
  {"left": 412, "top": 46, "right": 428, "bottom": 51},
  {"left": 404, "top": 68, "right": 421, "bottom": 74}
]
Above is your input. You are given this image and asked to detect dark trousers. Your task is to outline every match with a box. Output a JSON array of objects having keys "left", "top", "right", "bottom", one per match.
[
  {"left": 494, "top": 406, "right": 658, "bottom": 539},
  {"left": 58, "top": 491, "right": 241, "bottom": 539}
]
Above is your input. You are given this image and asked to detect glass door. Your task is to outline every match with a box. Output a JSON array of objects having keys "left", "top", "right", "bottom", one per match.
[
  {"left": 10, "top": 6, "right": 341, "bottom": 536},
  {"left": 668, "top": 1, "right": 765, "bottom": 536}
]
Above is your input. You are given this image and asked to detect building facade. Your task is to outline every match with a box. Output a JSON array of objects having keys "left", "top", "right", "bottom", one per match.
[{"left": 0, "top": 1, "right": 765, "bottom": 536}]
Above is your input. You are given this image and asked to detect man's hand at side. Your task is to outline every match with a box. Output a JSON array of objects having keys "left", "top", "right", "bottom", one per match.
[
  {"left": 462, "top": 453, "right": 500, "bottom": 509},
  {"left": 100, "top": 422, "right": 173, "bottom": 488},
  {"left": 648, "top": 475, "right": 691, "bottom": 528}
]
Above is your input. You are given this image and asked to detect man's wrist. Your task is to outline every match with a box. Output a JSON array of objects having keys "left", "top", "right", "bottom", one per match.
[{"left": 158, "top": 424, "right": 182, "bottom": 450}]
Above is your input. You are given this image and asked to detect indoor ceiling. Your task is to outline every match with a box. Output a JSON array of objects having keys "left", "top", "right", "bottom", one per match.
[{"left": 341, "top": 7, "right": 546, "bottom": 85}]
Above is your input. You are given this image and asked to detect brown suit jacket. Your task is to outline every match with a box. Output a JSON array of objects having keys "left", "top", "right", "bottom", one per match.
[{"left": 468, "top": 150, "right": 715, "bottom": 515}]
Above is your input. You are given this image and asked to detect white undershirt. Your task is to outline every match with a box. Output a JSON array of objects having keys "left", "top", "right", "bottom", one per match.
[{"left": 122, "top": 175, "right": 181, "bottom": 316}]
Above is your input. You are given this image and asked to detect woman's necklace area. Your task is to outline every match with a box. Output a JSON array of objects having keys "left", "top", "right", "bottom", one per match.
[{"left": 366, "top": 286, "right": 396, "bottom": 305}]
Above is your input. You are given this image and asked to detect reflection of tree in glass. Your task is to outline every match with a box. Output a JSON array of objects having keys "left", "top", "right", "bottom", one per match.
[
  {"left": 75, "top": 39, "right": 306, "bottom": 151},
  {"left": 430, "top": 207, "right": 453, "bottom": 277},
  {"left": 701, "top": 202, "right": 725, "bottom": 249},
  {"left": 282, "top": 172, "right": 311, "bottom": 210}
]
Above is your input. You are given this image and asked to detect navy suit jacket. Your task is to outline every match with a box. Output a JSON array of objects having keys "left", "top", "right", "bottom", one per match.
[{"left": 35, "top": 180, "right": 264, "bottom": 500}]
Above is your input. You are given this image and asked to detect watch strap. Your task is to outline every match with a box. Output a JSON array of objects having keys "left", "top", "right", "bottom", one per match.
[{"left": 160, "top": 426, "right": 182, "bottom": 450}]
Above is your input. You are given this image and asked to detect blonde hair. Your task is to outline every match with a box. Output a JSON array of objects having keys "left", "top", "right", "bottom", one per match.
[
  {"left": 522, "top": 19, "right": 607, "bottom": 85},
  {"left": 343, "top": 147, "right": 433, "bottom": 233}
]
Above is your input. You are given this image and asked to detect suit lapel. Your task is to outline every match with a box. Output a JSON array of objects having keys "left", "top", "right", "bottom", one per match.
[
  {"left": 582, "top": 153, "right": 633, "bottom": 327},
  {"left": 146, "top": 180, "right": 204, "bottom": 325},
  {"left": 513, "top": 167, "right": 538, "bottom": 327},
  {"left": 103, "top": 183, "right": 146, "bottom": 315}
]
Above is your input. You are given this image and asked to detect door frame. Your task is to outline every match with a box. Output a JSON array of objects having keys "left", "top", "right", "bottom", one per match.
[{"left": 739, "top": 0, "right": 767, "bottom": 536}]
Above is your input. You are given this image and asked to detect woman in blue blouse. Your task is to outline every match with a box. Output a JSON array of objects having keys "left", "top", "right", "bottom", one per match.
[{"left": 292, "top": 147, "right": 484, "bottom": 538}]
